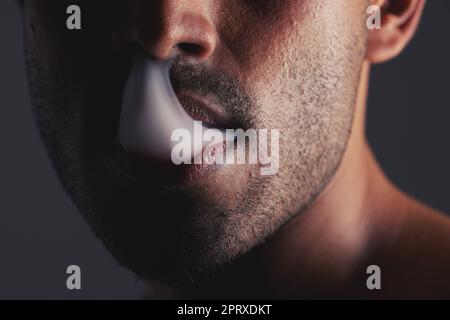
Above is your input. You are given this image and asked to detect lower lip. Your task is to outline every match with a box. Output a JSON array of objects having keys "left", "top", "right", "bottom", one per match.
[{"left": 114, "top": 140, "right": 228, "bottom": 186}]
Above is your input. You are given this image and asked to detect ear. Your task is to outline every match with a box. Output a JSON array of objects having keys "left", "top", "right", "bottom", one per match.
[{"left": 366, "top": 0, "right": 426, "bottom": 64}]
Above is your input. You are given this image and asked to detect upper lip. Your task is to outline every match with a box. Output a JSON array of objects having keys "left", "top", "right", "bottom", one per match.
[{"left": 176, "top": 90, "right": 231, "bottom": 129}]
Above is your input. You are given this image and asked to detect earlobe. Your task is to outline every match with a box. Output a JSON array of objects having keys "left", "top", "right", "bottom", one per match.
[{"left": 366, "top": 0, "right": 426, "bottom": 64}]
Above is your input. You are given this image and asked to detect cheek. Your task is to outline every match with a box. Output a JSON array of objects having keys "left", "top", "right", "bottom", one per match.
[
  {"left": 218, "top": 0, "right": 366, "bottom": 123},
  {"left": 25, "top": 1, "right": 109, "bottom": 71},
  {"left": 217, "top": 1, "right": 322, "bottom": 82},
  {"left": 217, "top": 0, "right": 366, "bottom": 84},
  {"left": 27, "top": 4, "right": 120, "bottom": 139}
]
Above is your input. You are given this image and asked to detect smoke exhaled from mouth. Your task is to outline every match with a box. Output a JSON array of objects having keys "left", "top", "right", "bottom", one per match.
[{"left": 118, "top": 54, "right": 257, "bottom": 162}]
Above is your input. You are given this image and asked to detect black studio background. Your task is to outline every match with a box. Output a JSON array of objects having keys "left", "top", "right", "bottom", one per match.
[{"left": 0, "top": 1, "right": 449, "bottom": 299}]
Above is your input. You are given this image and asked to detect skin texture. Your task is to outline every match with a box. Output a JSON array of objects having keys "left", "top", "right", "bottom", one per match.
[{"left": 22, "top": 0, "right": 450, "bottom": 298}]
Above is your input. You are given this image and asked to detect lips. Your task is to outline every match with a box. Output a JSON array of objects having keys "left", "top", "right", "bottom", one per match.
[
  {"left": 176, "top": 91, "right": 230, "bottom": 129},
  {"left": 119, "top": 92, "right": 231, "bottom": 185},
  {"left": 113, "top": 53, "right": 248, "bottom": 185},
  {"left": 114, "top": 139, "right": 228, "bottom": 185}
]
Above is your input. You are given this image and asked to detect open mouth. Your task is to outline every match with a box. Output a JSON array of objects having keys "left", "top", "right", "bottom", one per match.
[{"left": 112, "top": 57, "right": 234, "bottom": 185}]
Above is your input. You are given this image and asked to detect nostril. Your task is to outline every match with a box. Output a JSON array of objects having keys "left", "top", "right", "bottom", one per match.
[{"left": 178, "top": 42, "right": 205, "bottom": 56}]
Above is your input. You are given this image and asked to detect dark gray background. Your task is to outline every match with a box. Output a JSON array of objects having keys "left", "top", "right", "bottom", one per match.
[{"left": 0, "top": 1, "right": 449, "bottom": 299}]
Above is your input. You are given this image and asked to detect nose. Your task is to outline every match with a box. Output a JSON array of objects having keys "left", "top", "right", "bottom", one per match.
[{"left": 124, "top": 0, "right": 217, "bottom": 61}]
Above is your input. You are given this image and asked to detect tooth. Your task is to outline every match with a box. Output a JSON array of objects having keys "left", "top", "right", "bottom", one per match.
[{"left": 118, "top": 55, "right": 223, "bottom": 160}]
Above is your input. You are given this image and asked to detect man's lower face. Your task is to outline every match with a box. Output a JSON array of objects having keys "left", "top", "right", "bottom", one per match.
[{"left": 24, "top": 0, "right": 367, "bottom": 284}]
